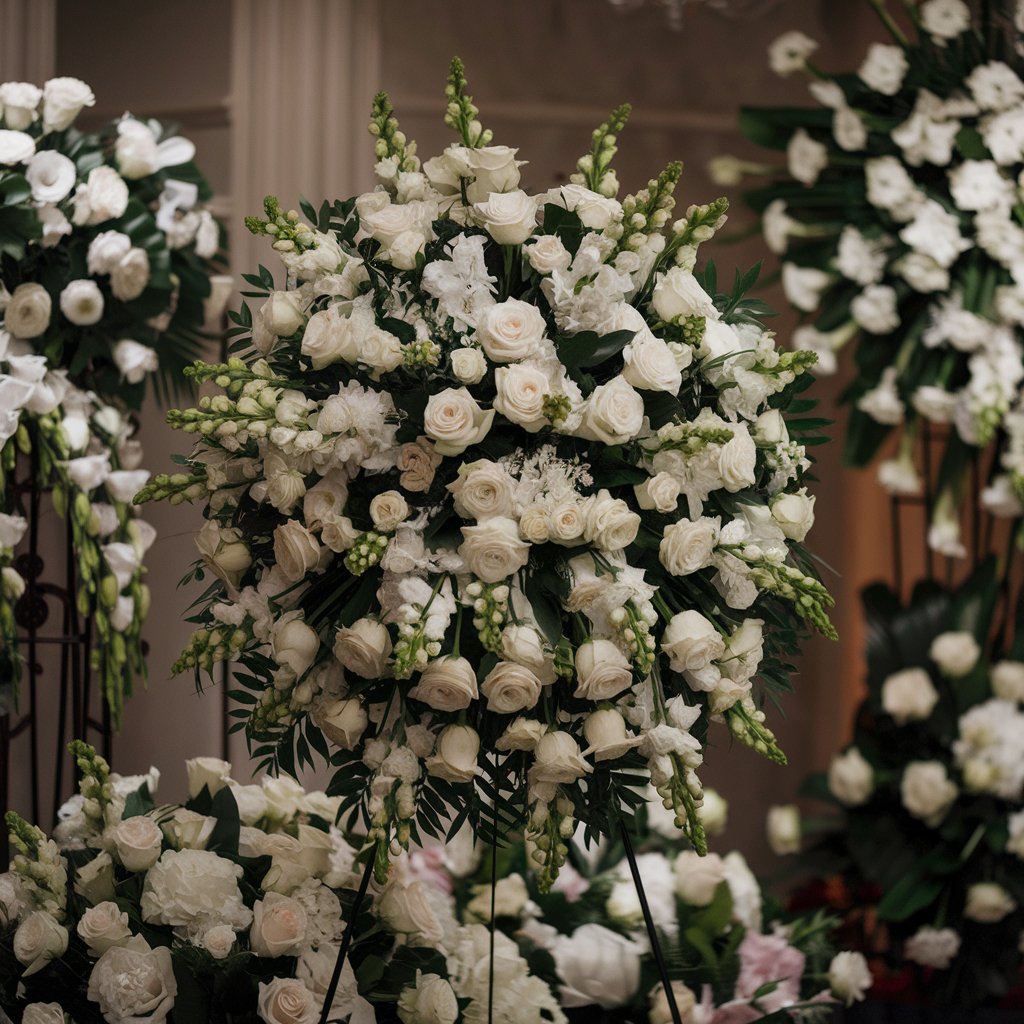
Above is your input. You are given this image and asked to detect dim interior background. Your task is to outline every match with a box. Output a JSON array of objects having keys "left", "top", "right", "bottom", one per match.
[{"left": 1, "top": 0, "right": 899, "bottom": 874}]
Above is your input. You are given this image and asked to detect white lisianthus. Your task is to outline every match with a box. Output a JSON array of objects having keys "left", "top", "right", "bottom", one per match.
[
  {"left": 828, "top": 951, "right": 873, "bottom": 1006},
  {"left": 964, "top": 882, "right": 1017, "bottom": 922},
  {"left": 573, "top": 639, "right": 633, "bottom": 701},
  {"left": 769, "top": 30, "right": 818, "bottom": 75},
  {"left": 42, "top": 76, "right": 94, "bottom": 130},
  {"left": 334, "top": 618, "right": 391, "bottom": 678},
  {"left": 458, "top": 516, "right": 530, "bottom": 583},
  {"left": 409, "top": 655, "right": 480, "bottom": 712},
  {"left": 781, "top": 262, "right": 831, "bottom": 312},
  {"left": 0, "top": 81, "right": 41, "bottom": 130},
  {"left": 786, "top": 128, "right": 828, "bottom": 186},
  {"left": 4, "top": 283, "right": 52, "bottom": 338},
  {"left": 858, "top": 43, "right": 909, "bottom": 95},
  {"left": 59, "top": 279, "right": 104, "bottom": 326},
  {"left": 472, "top": 189, "right": 537, "bottom": 245},
  {"left": 929, "top": 631, "right": 980, "bottom": 677},
  {"left": 25, "top": 150, "right": 75, "bottom": 202},
  {"left": 423, "top": 387, "right": 495, "bottom": 455},
  {"left": 0, "top": 128, "right": 34, "bottom": 164},
  {"left": 72, "top": 165, "right": 129, "bottom": 226},
  {"left": 828, "top": 747, "right": 874, "bottom": 805},
  {"left": 766, "top": 804, "right": 801, "bottom": 855},
  {"left": 882, "top": 667, "right": 939, "bottom": 724},
  {"left": 901, "top": 760, "right": 958, "bottom": 826}
]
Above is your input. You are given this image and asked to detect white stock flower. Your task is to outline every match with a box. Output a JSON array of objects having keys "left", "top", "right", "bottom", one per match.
[
  {"left": 769, "top": 31, "right": 818, "bottom": 75},
  {"left": 901, "top": 760, "right": 957, "bottom": 826},
  {"left": 920, "top": 0, "right": 971, "bottom": 39},
  {"left": 828, "top": 747, "right": 874, "bottom": 806},
  {"left": 828, "top": 951, "right": 872, "bottom": 1006},
  {"left": 929, "top": 631, "right": 980, "bottom": 677},
  {"left": 858, "top": 43, "right": 908, "bottom": 95},
  {"left": 782, "top": 262, "right": 830, "bottom": 312},
  {"left": 904, "top": 926, "right": 961, "bottom": 969},
  {"left": 786, "top": 128, "right": 828, "bottom": 186},
  {"left": 4, "top": 283, "right": 51, "bottom": 338},
  {"left": 882, "top": 667, "right": 939, "bottom": 724}
]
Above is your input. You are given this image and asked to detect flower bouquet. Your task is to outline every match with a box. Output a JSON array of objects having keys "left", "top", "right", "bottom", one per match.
[
  {"left": 140, "top": 58, "right": 834, "bottom": 888},
  {"left": 0, "top": 77, "right": 225, "bottom": 717},
  {"left": 738, "top": 0, "right": 1024, "bottom": 552},
  {"left": 776, "top": 561, "right": 1024, "bottom": 1009},
  {"left": 0, "top": 743, "right": 570, "bottom": 1024}
]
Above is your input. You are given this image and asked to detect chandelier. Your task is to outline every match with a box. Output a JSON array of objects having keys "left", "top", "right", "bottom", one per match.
[{"left": 607, "top": 0, "right": 785, "bottom": 30}]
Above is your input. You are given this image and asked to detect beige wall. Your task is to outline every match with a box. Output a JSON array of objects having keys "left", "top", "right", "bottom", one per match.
[{"left": 5, "top": 0, "right": 895, "bottom": 870}]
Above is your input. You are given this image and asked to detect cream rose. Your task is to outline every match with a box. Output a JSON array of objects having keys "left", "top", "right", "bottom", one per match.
[
  {"left": 257, "top": 977, "right": 317, "bottom": 1024},
  {"left": 195, "top": 521, "right": 251, "bottom": 589},
  {"left": 544, "top": 183, "right": 623, "bottom": 229},
  {"left": 21, "top": 1004, "right": 65, "bottom": 1024},
  {"left": 548, "top": 502, "right": 586, "bottom": 545},
  {"left": 518, "top": 506, "right": 551, "bottom": 544},
  {"left": 473, "top": 189, "right": 537, "bottom": 245},
  {"left": 398, "top": 437, "right": 442, "bottom": 492},
  {"left": 273, "top": 520, "right": 321, "bottom": 582},
  {"left": 622, "top": 333, "right": 682, "bottom": 393},
  {"left": 532, "top": 731, "right": 592, "bottom": 783},
  {"left": 397, "top": 972, "right": 459, "bottom": 1024},
  {"left": 445, "top": 144, "right": 522, "bottom": 202},
  {"left": 423, "top": 387, "right": 494, "bottom": 456},
  {"left": 882, "top": 667, "right": 939, "bottom": 724},
  {"left": 901, "top": 760, "right": 957, "bottom": 826},
  {"left": 582, "top": 491, "right": 641, "bottom": 551},
  {"left": 450, "top": 346, "right": 488, "bottom": 384},
  {"left": 186, "top": 756, "right": 232, "bottom": 799},
  {"left": 449, "top": 460, "right": 515, "bottom": 520},
  {"left": 964, "top": 882, "right": 1017, "bottom": 923},
  {"left": 425, "top": 724, "right": 480, "bottom": 783},
  {"left": 652, "top": 267, "right": 719, "bottom": 322},
  {"left": 493, "top": 362, "right": 550, "bottom": 431},
  {"left": 369, "top": 490, "right": 410, "bottom": 532},
  {"left": 4, "top": 282, "right": 52, "bottom": 338},
  {"left": 659, "top": 517, "right": 720, "bottom": 576},
  {"left": 42, "top": 76, "right": 94, "bottom": 130},
  {"left": 59, "top": 279, "right": 104, "bottom": 326},
  {"left": 301, "top": 305, "right": 358, "bottom": 369},
  {"left": 476, "top": 298, "right": 546, "bottom": 362},
  {"left": 14, "top": 912, "right": 68, "bottom": 976},
  {"left": 481, "top": 660, "right": 543, "bottom": 713},
  {"left": 271, "top": 615, "right": 320, "bottom": 677},
  {"left": 409, "top": 656, "right": 480, "bottom": 711},
  {"left": 496, "top": 716, "right": 547, "bottom": 752},
  {"left": 929, "top": 631, "right": 980, "bottom": 677},
  {"left": 828, "top": 747, "right": 874, "bottom": 805},
  {"left": 112, "top": 815, "right": 163, "bottom": 872},
  {"left": 579, "top": 376, "right": 645, "bottom": 445},
  {"left": 634, "top": 472, "right": 681, "bottom": 514},
  {"left": 251, "top": 892, "right": 307, "bottom": 957},
  {"left": 674, "top": 850, "right": 726, "bottom": 906},
  {"left": 525, "top": 234, "right": 572, "bottom": 274},
  {"left": 87, "top": 937, "right": 176, "bottom": 1024},
  {"left": 770, "top": 490, "right": 816, "bottom": 541},
  {"left": 458, "top": 516, "right": 531, "bottom": 583},
  {"left": 661, "top": 610, "right": 725, "bottom": 673},
  {"left": 77, "top": 901, "right": 132, "bottom": 957},
  {"left": 582, "top": 708, "right": 641, "bottom": 760},
  {"left": 334, "top": 618, "right": 392, "bottom": 678},
  {"left": 316, "top": 698, "right": 368, "bottom": 749},
  {"left": 573, "top": 639, "right": 633, "bottom": 701}
]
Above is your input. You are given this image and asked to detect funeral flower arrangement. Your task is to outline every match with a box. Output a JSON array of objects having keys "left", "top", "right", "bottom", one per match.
[
  {"left": 737, "top": 0, "right": 1024, "bottom": 554},
  {"left": 779, "top": 563, "right": 1024, "bottom": 1008},
  {"left": 142, "top": 59, "right": 833, "bottom": 888},
  {"left": 0, "top": 745, "right": 569, "bottom": 1024},
  {"left": 0, "top": 76, "right": 225, "bottom": 718},
  {"left": 393, "top": 790, "right": 872, "bottom": 1022}
]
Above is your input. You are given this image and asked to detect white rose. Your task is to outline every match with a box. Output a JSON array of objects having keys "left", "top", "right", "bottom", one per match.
[
  {"left": 14, "top": 912, "right": 68, "bottom": 976},
  {"left": 929, "top": 630, "right": 980, "bottom": 677},
  {"left": 77, "top": 901, "right": 132, "bottom": 957},
  {"left": 112, "top": 815, "right": 163, "bottom": 872},
  {"left": 186, "top": 756, "right": 232, "bottom": 799},
  {"left": 493, "top": 362, "right": 550, "bottom": 431},
  {"left": 518, "top": 505, "right": 551, "bottom": 544},
  {"left": 573, "top": 639, "right": 632, "bottom": 701},
  {"left": 110, "top": 248, "right": 151, "bottom": 301},
  {"left": 782, "top": 262, "right": 830, "bottom": 312},
  {"left": 450, "top": 346, "right": 487, "bottom": 384},
  {"left": 673, "top": 850, "right": 726, "bottom": 907},
  {"left": 409, "top": 655, "right": 480, "bottom": 711},
  {"left": 112, "top": 339, "right": 158, "bottom": 383},
  {"left": 4, "top": 283, "right": 51, "bottom": 338},
  {"left": 42, "top": 76, "right": 94, "bottom": 130},
  {"left": 828, "top": 951, "right": 873, "bottom": 1006},
  {"left": 360, "top": 200, "right": 424, "bottom": 247},
  {"left": 579, "top": 376, "right": 645, "bottom": 445},
  {"left": 622, "top": 333, "right": 682, "bottom": 393},
  {"left": 262, "top": 290, "right": 306, "bottom": 337},
  {"left": 476, "top": 298, "right": 546, "bottom": 362},
  {"left": 583, "top": 490, "right": 640, "bottom": 551},
  {"left": 859, "top": 42, "right": 909, "bottom": 95},
  {"left": 449, "top": 460, "right": 515, "bottom": 520},
  {"left": 195, "top": 521, "right": 251, "bottom": 589},
  {"left": 161, "top": 808, "right": 215, "bottom": 851},
  {"left": 446, "top": 144, "right": 522, "bottom": 202},
  {"left": 901, "top": 760, "right": 957, "bottom": 826},
  {"left": 544, "top": 182, "right": 623, "bottom": 230},
  {"left": 251, "top": 892, "right": 307, "bottom": 957},
  {"left": 495, "top": 716, "right": 547, "bottom": 752},
  {"left": 882, "top": 667, "right": 939, "bottom": 724},
  {"left": 659, "top": 517, "right": 720, "bottom": 576},
  {"left": 770, "top": 490, "right": 816, "bottom": 541},
  {"left": 458, "top": 516, "right": 530, "bottom": 583},
  {"left": 25, "top": 150, "right": 76, "bottom": 203},
  {"left": 473, "top": 189, "right": 537, "bottom": 245},
  {"left": 0, "top": 128, "right": 34, "bottom": 164},
  {"left": 314, "top": 697, "right": 368, "bottom": 750},
  {"left": 481, "top": 660, "right": 542, "bottom": 713},
  {"left": 273, "top": 520, "right": 320, "bottom": 582},
  {"left": 992, "top": 660, "right": 1024, "bottom": 701},
  {"left": 964, "top": 882, "right": 1017, "bottom": 923},
  {"left": 300, "top": 305, "right": 357, "bottom": 369},
  {"left": 369, "top": 490, "right": 409, "bottom": 533},
  {"left": 718, "top": 425, "right": 757, "bottom": 491},
  {"left": 661, "top": 610, "right": 725, "bottom": 673},
  {"left": 651, "top": 267, "right": 718, "bottom": 322},
  {"left": 378, "top": 878, "right": 445, "bottom": 944},
  {"left": 202, "top": 925, "right": 236, "bottom": 960},
  {"left": 0, "top": 81, "right": 41, "bottom": 130},
  {"left": 72, "top": 165, "right": 129, "bottom": 226},
  {"left": 397, "top": 971, "right": 459, "bottom": 1024},
  {"left": 582, "top": 708, "right": 640, "bottom": 760},
  {"left": 21, "top": 1004, "right": 65, "bottom": 1024},
  {"left": 634, "top": 472, "right": 680, "bottom": 513},
  {"left": 554, "top": 923, "right": 641, "bottom": 1010},
  {"left": 114, "top": 119, "right": 159, "bottom": 178},
  {"left": 87, "top": 937, "right": 176, "bottom": 1024},
  {"left": 359, "top": 326, "right": 403, "bottom": 376},
  {"left": 140, "top": 849, "right": 252, "bottom": 930},
  {"left": 904, "top": 926, "right": 962, "bottom": 969},
  {"left": 334, "top": 618, "right": 391, "bottom": 678},
  {"left": 525, "top": 234, "right": 572, "bottom": 274},
  {"left": 423, "top": 387, "right": 495, "bottom": 456},
  {"left": 723, "top": 851, "right": 762, "bottom": 930},
  {"left": 531, "top": 731, "right": 592, "bottom": 784},
  {"left": 766, "top": 804, "right": 801, "bottom": 855},
  {"left": 698, "top": 789, "right": 728, "bottom": 836},
  {"left": 424, "top": 723, "right": 480, "bottom": 781},
  {"left": 257, "top": 977, "right": 318, "bottom": 1024},
  {"left": 59, "top": 279, "right": 104, "bottom": 326},
  {"left": 828, "top": 747, "right": 874, "bottom": 805}
]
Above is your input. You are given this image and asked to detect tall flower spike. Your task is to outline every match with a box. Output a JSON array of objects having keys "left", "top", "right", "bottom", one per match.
[
  {"left": 368, "top": 91, "right": 419, "bottom": 173},
  {"left": 443, "top": 56, "right": 492, "bottom": 148},
  {"left": 572, "top": 103, "right": 631, "bottom": 198}
]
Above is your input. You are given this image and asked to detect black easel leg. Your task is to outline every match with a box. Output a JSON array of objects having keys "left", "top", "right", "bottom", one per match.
[{"left": 318, "top": 853, "right": 374, "bottom": 1024}]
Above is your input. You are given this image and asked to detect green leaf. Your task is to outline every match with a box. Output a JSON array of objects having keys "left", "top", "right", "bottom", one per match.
[
  {"left": 876, "top": 870, "right": 944, "bottom": 922},
  {"left": 555, "top": 329, "right": 635, "bottom": 371},
  {"left": 122, "top": 783, "right": 155, "bottom": 819}
]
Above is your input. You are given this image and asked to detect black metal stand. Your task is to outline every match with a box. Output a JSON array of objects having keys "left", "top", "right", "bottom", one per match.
[{"left": 0, "top": 446, "right": 113, "bottom": 864}]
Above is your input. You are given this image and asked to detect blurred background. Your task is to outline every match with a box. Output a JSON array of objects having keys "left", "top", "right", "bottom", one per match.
[{"left": 2, "top": 0, "right": 902, "bottom": 872}]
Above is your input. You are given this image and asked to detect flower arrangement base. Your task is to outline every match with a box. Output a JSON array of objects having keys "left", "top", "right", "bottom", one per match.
[{"left": 0, "top": 457, "right": 113, "bottom": 865}]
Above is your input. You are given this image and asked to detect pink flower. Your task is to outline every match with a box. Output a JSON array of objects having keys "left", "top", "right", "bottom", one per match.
[
  {"left": 550, "top": 863, "right": 589, "bottom": 903},
  {"left": 406, "top": 845, "right": 452, "bottom": 895},
  {"left": 734, "top": 930, "right": 805, "bottom": 1012}
]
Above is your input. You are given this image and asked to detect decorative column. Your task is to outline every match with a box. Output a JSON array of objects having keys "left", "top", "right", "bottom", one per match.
[
  {"left": 0, "top": 0, "right": 55, "bottom": 81},
  {"left": 229, "top": 0, "right": 381, "bottom": 281}
]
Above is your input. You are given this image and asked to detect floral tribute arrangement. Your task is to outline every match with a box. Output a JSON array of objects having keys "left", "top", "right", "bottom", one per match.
[
  {"left": 0, "top": 746, "right": 870, "bottom": 1024},
  {"left": 0, "top": 76, "right": 225, "bottom": 717},
  {"left": 775, "top": 562, "right": 1024, "bottom": 1009},
  {"left": 738, "top": 0, "right": 1024, "bottom": 554},
  {"left": 141, "top": 58, "right": 834, "bottom": 888}
]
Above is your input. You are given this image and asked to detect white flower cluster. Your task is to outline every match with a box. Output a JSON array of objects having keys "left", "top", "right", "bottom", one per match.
[
  {"left": 0, "top": 76, "right": 226, "bottom": 397},
  {"left": 148, "top": 60, "right": 832, "bottom": 889},
  {"left": 746, "top": 5, "right": 1024, "bottom": 552}
]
